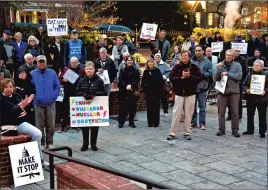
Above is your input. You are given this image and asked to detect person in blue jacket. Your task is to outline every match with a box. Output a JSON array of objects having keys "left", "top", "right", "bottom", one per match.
[
  {"left": 122, "top": 33, "right": 137, "bottom": 55},
  {"left": 30, "top": 55, "right": 60, "bottom": 149},
  {"left": 64, "top": 29, "right": 87, "bottom": 68},
  {"left": 13, "top": 32, "right": 27, "bottom": 73}
]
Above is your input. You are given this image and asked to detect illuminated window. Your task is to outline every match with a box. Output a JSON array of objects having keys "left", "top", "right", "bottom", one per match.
[
  {"left": 254, "top": 7, "right": 261, "bottom": 23},
  {"left": 219, "top": 16, "right": 224, "bottom": 26},
  {"left": 208, "top": 13, "right": 213, "bottom": 25},
  {"left": 196, "top": 12, "right": 201, "bottom": 25},
  {"left": 241, "top": 8, "right": 248, "bottom": 16}
]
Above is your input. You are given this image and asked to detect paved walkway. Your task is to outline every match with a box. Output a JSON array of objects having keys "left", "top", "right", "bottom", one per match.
[{"left": 8, "top": 104, "right": 268, "bottom": 189}]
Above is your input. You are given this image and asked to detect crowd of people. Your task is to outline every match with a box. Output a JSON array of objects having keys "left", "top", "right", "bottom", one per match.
[{"left": 0, "top": 27, "right": 267, "bottom": 165}]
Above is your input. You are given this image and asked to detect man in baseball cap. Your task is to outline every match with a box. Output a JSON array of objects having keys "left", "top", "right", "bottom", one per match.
[{"left": 0, "top": 29, "right": 13, "bottom": 45}]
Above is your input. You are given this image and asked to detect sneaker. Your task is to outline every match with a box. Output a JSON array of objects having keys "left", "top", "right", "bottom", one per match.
[
  {"left": 167, "top": 135, "right": 176, "bottom": 141},
  {"left": 42, "top": 161, "right": 50, "bottom": 168},
  {"left": 260, "top": 134, "right": 266, "bottom": 138},
  {"left": 200, "top": 125, "right": 206, "bottom": 130},
  {"left": 225, "top": 116, "right": 231, "bottom": 121},
  {"left": 164, "top": 113, "right": 169, "bottom": 117},
  {"left": 243, "top": 131, "right": 254, "bottom": 135},
  {"left": 232, "top": 132, "right": 240, "bottom": 137},
  {"left": 216, "top": 131, "right": 225, "bottom": 136},
  {"left": 190, "top": 124, "right": 197, "bottom": 129}
]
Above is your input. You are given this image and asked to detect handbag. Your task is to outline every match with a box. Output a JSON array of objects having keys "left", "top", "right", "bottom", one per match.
[{"left": 1, "top": 125, "right": 18, "bottom": 136}]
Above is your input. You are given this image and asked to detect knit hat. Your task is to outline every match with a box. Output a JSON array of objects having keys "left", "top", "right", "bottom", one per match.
[{"left": 17, "top": 66, "right": 28, "bottom": 74}]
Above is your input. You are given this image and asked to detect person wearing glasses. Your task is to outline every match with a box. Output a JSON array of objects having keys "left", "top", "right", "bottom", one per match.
[
  {"left": 225, "top": 48, "right": 247, "bottom": 122},
  {"left": 214, "top": 49, "right": 242, "bottom": 137},
  {"left": 190, "top": 45, "right": 212, "bottom": 130}
]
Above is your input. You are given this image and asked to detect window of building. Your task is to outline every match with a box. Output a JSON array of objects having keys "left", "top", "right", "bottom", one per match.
[
  {"left": 254, "top": 7, "right": 261, "bottom": 23},
  {"left": 241, "top": 8, "right": 248, "bottom": 15},
  {"left": 219, "top": 16, "right": 224, "bottom": 27},
  {"left": 208, "top": 13, "right": 213, "bottom": 26},
  {"left": 195, "top": 12, "right": 201, "bottom": 25}
]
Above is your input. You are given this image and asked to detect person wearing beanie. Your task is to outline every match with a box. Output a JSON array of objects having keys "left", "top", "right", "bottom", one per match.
[{"left": 154, "top": 52, "right": 171, "bottom": 117}]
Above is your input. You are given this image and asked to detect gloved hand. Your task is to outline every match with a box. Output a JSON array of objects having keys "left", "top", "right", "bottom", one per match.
[
  {"left": 162, "top": 75, "right": 167, "bottom": 80},
  {"left": 83, "top": 93, "right": 94, "bottom": 100},
  {"left": 126, "top": 85, "right": 132, "bottom": 90}
]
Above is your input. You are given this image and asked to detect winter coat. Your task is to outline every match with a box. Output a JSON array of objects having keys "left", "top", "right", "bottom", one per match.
[
  {"left": 199, "top": 37, "right": 213, "bottom": 50},
  {"left": 248, "top": 56, "right": 267, "bottom": 67},
  {"left": 93, "top": 42, "right": 108, "bottom": 58},
  {"left": 25, "top": 45, "right": 43, "bottom": 57},
  {"left": 13, "top": 41, "right": 27, "bottom": 63},
  {"left": 48, "top": 42, "right": 65, "bottom": 70},
  {"left": 156, "top": 60, "right": 171, "bottom": 78},
  {"left": 118, "top": 65, "right": 140, "bottom": 93},
  {"left": 233, "top": 56, "right": 248, "bottom": 82},
  {"left": 153, "top": 39, "right": 170, "bottom": 61},
  {"left": 247, "top": 37, "right": 261, "bottom": 57}
]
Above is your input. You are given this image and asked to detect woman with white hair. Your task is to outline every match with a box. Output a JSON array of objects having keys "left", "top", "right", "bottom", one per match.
[
  {"left": 243, "top": 59, "right": 268, "bottom": 138},
  {"left": 24, "top": 35, "right": 43, "bottom": 59}
]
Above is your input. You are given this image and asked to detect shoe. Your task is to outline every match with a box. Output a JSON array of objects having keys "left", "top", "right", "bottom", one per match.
[
  {"left": 225, "top": 116, "right": 231, "bottom": 121},
  {"left": 153, "top": 125, "right": 159, "bottom": 128},
  {"left": 47, "top": 144, "right": 54, "bottom": 149},
  {"left": 118, "top": 124, "right": 124, "bottom": 128},
  {"left": 200, "top": 125, "right": 206, "bottom": 130},
  {"left": 190, "top": 124, "right": 197, "bottom": 129},
  {"left": 260, "top": 134, "right": 266, "bottom": 138},
  {"left": 167, "top": 135, "right": 176, "bottom": 141},
  {"left": 134, "top": 115, "right": 138, "bottom": 121},
  {"left": 243, "top": 131, "right": 254, "bottom": 135},
  {"left": 81, "top": 145, "right": 88, "bottom": 151},
  {"left": 183, "top": 132, "right": 190, "bottom": 137},
  {"left": 209, "top": 102, "right": 216, "bottom": 105},
  {"left": 216, "top": 131, "right": 225, "bottom": 136},
  {"left": 232, "top": 132, "right": 240, "bottom": 137},
  {"left": 148, "top": 124, "right": 153, "bottom": 127},
  {"left": 91, "top": 145, "right": 98, "bottom": 151},
  {"left": 129, "top": 124, "right": 136, "bottom": 128},
  {"left": 42, "top": 161, "right": 50, "bottom": 168},
  {"left": 164, "top": 113, "right": 169, "bottom": 117}
]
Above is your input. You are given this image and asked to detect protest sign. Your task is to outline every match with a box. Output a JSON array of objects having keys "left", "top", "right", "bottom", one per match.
[
  {"left": 63, "top": 68, "right": 79, "bottom": 84},
  {"left": 215, "top": 75, "right": 228, "bottom": 94},
  {"left": 211, "top": 42, "right": 223, "bottom": 53},
  {"left": 250, "top": 75, "right": 266, "bottom": 95},
  {"left": 70, "top": 96, "right": 109, "bottom": 127},
  {"left": 9, "top": 141, "right": 44, "bottom": 187},
  {"left": 140, "top": 23, "right": 158, "bottom": 40},
  {"left": 231, "top": 42, "right": 248, "bottom": 54},
  {"left": 97, "top": 70, "right": 110, "bottom": 85},
  {"left": 47, "top": 18, "right": 67, "bottom": 36},
  {"left": 56, "top": 86, "right": 64, "bottom": 102}
]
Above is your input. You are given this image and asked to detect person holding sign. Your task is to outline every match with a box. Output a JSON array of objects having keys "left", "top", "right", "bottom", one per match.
[
  {"left": 0, "top": 78, "right": 49, "bottom": 167},
  {"left": 213, "top": 49, "right": 242, "bottom": 137},
  {"left": 76, "top": 61, "right": 106, "bottom": 151},
  {"left": 59, "top": 56, "right": 85, "bottom": 132},
  {"left": 242, "top": 59, "right": 268, "bottom": 138}
]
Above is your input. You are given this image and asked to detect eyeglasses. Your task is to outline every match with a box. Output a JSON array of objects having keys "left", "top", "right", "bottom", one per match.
[
  {"left": 70, "top": 62, "right": 78, "bottom": 64},
  {"left": 195, "top": 50, "right": 202, "bottom": 52},
  {"left": 235, "top": 50, "right": 240, "bottom": 52}
]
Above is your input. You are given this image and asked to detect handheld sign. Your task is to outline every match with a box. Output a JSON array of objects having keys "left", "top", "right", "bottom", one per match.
[
  {"left": 47, "top": 18, "right": 67, "bottom": 36},
  {"left": 250, "top": 75, "right": 266, "bottom": 95},
  {"left": 140, "top": 23, "right": 158, "bottom": 40},
  {"left": 63, "top": 69, "right": 79, "bottom": 84},
  {"left": 211, "top": 42, "right": 223, "bottom": 53},
  {"left": 70, "top": 96, "right": 109, "bottom": 127},
  {"left": 9, "top": 141, "right": 44, "bottom": 187},
  {"left": 231, "top": 43, "right": 248, "bottom": 54},
  {"left": 215, "top": 75, "right": 228, "bottom": 94},
  {"left": 56, "top": 86, "right": 64, "bottom": 102},
  {"left": 97, "top": 70, "right": 110, "bottom": 85}
]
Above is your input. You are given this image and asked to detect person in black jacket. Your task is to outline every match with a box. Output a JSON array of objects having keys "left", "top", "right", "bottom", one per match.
[
  {"left": 25, "top": 36, "right": 43, "bottom": 59},
  {"left": 247, "top": 31, "right": 261, "bottom": 58},
  {"left": 141, "top": 58, "right": 164, "bottom": 127},
  {"left": 76, "top": 61, "right": 106, "bottom": 151},
  {"left": 118, "top": 55, "right": 140, "bottom": 128},
  {"left": 59, "top": 56, "right": 85, "bottom": 132},
  {"left": 48, "top": 36, "right": 65, "bottom": 75},
  {"left": 243, "top": 59, "right": 268, "bottom": 138},
  {"left": 94, "top": 47, "right": 117, "bottom": 96},
  {"left": 248, "top": 49, "right": 267, "bottom": 67},
  {"left": 15, "top": 66, "right": 36, "bottom": 125},
  {"left": 0, "top": 78, "right": 49, "bottom": 167},
  {"left": 260, "top": 33, "right": 268, "bottom": 61},
  {"left": 199, "top": 31, "right": 212, "bottom": 51}
]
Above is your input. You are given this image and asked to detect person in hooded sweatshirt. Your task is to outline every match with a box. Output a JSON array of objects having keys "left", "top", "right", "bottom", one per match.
[{"left": 15, "top": 66, "right": 36, "bottom": 125}]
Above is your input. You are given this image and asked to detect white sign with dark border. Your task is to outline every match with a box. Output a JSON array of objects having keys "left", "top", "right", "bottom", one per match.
[
  {"left": 9, "top": 141, "right": 44, "bottom": 187},
  {"left": 215, "top": 75, "right": 228, "bottom": 94},
  {"left": 231, "top": 42, "right": 248, "bottom": 54},
  {"left": 47, "top": 18, "right": 68, "bottom": 36},
  {"left": 250, "top": 75, "right": 266, "bottom": 95},
  {"left": 211, "top": 42, "right": 223, "bottom": 53}
]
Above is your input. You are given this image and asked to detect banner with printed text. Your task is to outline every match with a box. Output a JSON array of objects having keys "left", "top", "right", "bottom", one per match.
[
  {"left": 140, "top": 23, "right": 158, "bottom": 40},
  {"left": 9, "top": 141, "right": 44, "bottom": 187},
  {"left": 250, "top": 75, "right": 265, "bottom": 95},
  {"left": 47, "top": 18, "right": 68, "bottom": 36},
  {"left": 231, "top": 42, "right": 248, "bottom": 54},
  {"left": 69, "top": 96, "right": 109, "bottom": 127}
]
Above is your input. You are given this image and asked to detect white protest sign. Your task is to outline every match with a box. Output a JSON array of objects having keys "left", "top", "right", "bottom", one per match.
[
  {"left": 250, "top": 75, "right": 266, "bottom": 95},
  {"left": 69, "top": 96, "right": 109, "bottom": 127},
  {"left": 63, "top": 69, "right": 79, "bottom": 84},
  {"left": 140, "top": 23, "right": 158, "bottom": 40},
  {"left": 97, "top": 70, "right": 110, "bottom": 85},
  {"left": 211, "top": 42, "right": 223, "bottom": 53},
  {"left": 215, "top": 75, "right": 228, "bottom": 94},
  {"left": 9, "top": 141, "right": 44, "bottom": 187},
  {"left": 231, "top": 42, "right": 248, "bottom": 54},
  {"left": 56, "top": 86, "right": 64, "bottom": 102},
  {"left": 47, "top": 18, "right": 68, "bottom": 36}
]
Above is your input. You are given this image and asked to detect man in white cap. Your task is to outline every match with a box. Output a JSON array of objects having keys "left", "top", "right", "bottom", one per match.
[
  {"left": 30, "top": 55, "right": 61, "bottom": 149},
  {"left": 94, "top": 34, "right": 108, "bottom": 58}
]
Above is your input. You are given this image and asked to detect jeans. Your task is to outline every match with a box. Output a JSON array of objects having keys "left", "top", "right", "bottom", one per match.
[
  {"left": 105, "top": 83, "right": 112, "bottom": 96},
  {"left": 191, "top": 91, "right": 208, "bottom": 126},
  {"left": 17, "top": 122, "right": 43, "bottom": 159}
]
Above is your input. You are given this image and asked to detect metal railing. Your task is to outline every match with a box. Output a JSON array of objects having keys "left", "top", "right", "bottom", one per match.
[{"left": 43, "top": 146, "right": 174, "bottom": 189}]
